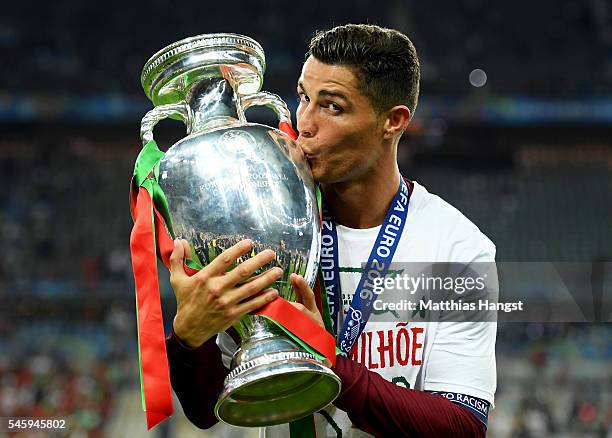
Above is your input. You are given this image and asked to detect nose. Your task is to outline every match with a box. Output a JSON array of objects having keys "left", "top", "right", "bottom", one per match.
[{"left": 296, "top": 102, "right": 316, "bottom": 138}]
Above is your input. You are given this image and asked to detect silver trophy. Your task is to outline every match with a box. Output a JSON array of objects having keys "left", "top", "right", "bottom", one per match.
[{"left": 140, "top": 34, "right": 340, "bottom": 427}]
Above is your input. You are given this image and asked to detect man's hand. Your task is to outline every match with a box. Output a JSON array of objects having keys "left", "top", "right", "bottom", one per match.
[
  {"left": 288, "top": 273, "right": 325, "bottom": 329},
  {"left": 170, "top": 238, "right": 282, "bottom": 348}
]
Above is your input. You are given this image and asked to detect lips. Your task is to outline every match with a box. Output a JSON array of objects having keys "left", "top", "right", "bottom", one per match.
[
  {"left": 303, "top": 152, "right": 316, "bottom": 166},
  {"left": 299, "top": 147, "right": 315, "bottom": 168},
  {"left": 296, "top": 141, "right": 315, "bottom": 158}
]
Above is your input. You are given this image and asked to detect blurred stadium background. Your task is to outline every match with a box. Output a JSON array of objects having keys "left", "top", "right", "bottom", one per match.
[{"left": 1, "top": 1, "right": 611, "bottom": 437}]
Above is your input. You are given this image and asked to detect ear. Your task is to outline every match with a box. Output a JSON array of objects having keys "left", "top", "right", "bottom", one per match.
[{"left": 382, "top": 105, "right": 411, "bottom": 140}]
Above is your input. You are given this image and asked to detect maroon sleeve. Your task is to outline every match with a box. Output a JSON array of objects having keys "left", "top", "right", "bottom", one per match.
[
  {"left": 165, "top": 328, "right": 228, "bottom": 429},
  {"left": 332, "top": 356, "right": 486, "bottom": 437}
]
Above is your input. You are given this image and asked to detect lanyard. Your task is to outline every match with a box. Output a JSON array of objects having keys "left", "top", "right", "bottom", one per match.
[{"left": 321, "top": 178, "right": 411, "bottom": 355}]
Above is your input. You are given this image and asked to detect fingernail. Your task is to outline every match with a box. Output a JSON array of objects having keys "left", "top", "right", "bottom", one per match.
[
  {"left": 274, "top": 267, "right": 283, "bottom": 275},
  {"left": 243, "top": 239, "right": 252, "bottom": 249}
]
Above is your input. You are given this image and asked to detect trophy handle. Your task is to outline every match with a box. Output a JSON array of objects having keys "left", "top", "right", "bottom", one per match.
[
  {"left": 240, "top": 91, "right": 292, "bottom": 125},
  {"left": 140, "top": 102, "right": 192, "bottom": 145}
]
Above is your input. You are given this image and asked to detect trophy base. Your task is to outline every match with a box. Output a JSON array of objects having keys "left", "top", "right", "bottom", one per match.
[{"left": 215, "top": 350, "right": 341, "bottom": 427}]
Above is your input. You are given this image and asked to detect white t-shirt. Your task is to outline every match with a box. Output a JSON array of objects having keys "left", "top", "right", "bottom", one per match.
[{"left": 212, "top": 181, "right": 498, "bottom": 438}]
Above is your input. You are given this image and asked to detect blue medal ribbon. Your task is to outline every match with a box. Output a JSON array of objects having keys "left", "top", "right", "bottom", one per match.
[
  {"left": 321, "top": 201, "right": 341, "bottom": 335},
  {"left": 321, "top": 178, "right": 411, "bottom": 355}
]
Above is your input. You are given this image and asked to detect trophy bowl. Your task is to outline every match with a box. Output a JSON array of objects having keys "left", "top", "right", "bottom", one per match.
[{"left": 140, "top": 33, "right": 340, "bottom": 427}]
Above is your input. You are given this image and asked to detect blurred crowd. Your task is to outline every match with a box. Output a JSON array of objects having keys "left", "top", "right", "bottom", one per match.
[
  {"left": 1, "top": 0, "right": 611, "bottom": 98},
  {"left": 0, "top": 137, "right": 136, "bottom": 298},
  {"left": 409, "top": 144, "right": 612, "bottom": 262},
  {"left": 491, "top": 323, "right": 612, "bottom": 437},
  {"left": 0, "top": 304, "right": 136, "bottom": 438}
]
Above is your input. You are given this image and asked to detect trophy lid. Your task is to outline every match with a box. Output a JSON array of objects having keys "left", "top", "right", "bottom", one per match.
[{"left": 142, "top": 33, "right": 266, "bottom": 106}]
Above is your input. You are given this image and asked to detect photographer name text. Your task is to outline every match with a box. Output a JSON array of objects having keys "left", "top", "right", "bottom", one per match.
[{"left": 374, "top": 299, "right": 524, "bottom": 313}]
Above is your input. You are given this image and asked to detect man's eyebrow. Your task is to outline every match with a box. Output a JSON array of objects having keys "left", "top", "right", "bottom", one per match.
[
  {"left": 297, "top": 82, "right": 349, "bottom": 101},
  {"left": 319, "top": 90, "right": 349, "bottom": 101}
]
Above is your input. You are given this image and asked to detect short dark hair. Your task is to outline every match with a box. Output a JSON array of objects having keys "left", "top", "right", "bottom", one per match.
[{"left": 306, "top": 24, "right": 420, "bottom": 116}]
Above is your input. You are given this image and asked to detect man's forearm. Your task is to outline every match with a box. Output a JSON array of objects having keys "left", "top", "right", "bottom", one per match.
[
  {"left": 332, "top": 356, "right": 486, "bottom": 437},
  {"left": 165, "top": 328, "right": 228, "bottom": 429}
]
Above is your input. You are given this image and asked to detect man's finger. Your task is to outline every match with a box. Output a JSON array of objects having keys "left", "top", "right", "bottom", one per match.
[
  {"left": 180, "top": 239, "right": 191, "bottom": 260},
  {"left": 221, "top": 249, "right": 276, "bottom": 287},
  {"left": 169, "top": 239, "right": 187, "bottom": 278},
  {"left": 238, "top": 268, "right": 272, "bottom": 286},
  {"left": 204, "top": 239, "right": 253, "bottom": 277},
  {"left": 233, "top": 289, "right": 279, "bottom": 318},
  {"left": 290, "top": 273, "right": 317, "bottom": 311},
  {"left": 287, "top": 301, "right": 307, "bottom": 313},
  {"left": 227, "top": 267, "right": 283, "bottom": 305},
  {"left": 241, "top": 270, "right": 266, "bottom": 283}
]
